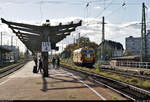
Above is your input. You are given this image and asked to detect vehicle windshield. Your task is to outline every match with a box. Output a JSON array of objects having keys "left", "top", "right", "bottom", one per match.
[
  {"left": 82, "top": 50, "right": 87, "bottom": 53},
  {"left": 88, "top": 50, "right": 94, "bottom": 53}
]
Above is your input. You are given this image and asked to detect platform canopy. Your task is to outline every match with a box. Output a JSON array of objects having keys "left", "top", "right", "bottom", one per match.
[{"left": 1, "top": 18, "right": 82, "bottom": 54}]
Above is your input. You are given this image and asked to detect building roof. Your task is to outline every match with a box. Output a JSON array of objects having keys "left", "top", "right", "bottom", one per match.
[
  {"left": 147, "top": 29, "right": 150, "bottom": 34},
  {"left": 99, "top": 40, "right": 124, "bottom": 50},
  {"left": 111, "top": 55, "right": 140, "bottom": 60},
  {"left": 126, "top": 36, "right": 141, "bottom": 39}
]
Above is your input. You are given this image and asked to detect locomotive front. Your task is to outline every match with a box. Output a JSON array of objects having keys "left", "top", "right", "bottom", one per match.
[{"left": 81, "top": 48, "right": 95, "bottom": 66}]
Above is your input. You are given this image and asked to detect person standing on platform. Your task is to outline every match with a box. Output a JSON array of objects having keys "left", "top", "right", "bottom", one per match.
[
  {"left": 33, "top": 56, "right": 38, "bottom": 73},
  {"left": 57, "top": 57, "right": 60, "bottom": 69},
  {"left": 34, "top": 56, "right": 38, "bottom": 67},
  {"left": 38, "top": 57, "right": 43, "bottom": 73},
  {"left": 52, "top": 57, "right": 56, "bottom": 69}
]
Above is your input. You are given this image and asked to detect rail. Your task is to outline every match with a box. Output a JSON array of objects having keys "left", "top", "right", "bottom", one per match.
[
  {"left": 61, "top": 64, "right": 150, "bottom": 100},
  {"left": 0, "top": 59, "right": 30, "bottom": 78},
  {"left": 100, "top": 65, "right": 150, "bottom": 80},
  {"left": 110, "top": 61, "right": 150, "bottom": 69}
]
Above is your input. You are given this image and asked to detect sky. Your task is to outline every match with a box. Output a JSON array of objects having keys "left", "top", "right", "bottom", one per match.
[{"left": 0, "top": 0, "right": 150, "bottom": 53}]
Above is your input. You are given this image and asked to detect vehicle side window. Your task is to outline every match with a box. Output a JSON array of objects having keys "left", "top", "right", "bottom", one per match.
[{"left": 88, "top": 50, "right": 94, "bottom": 53}]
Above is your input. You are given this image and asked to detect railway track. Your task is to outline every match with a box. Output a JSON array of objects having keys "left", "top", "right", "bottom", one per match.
[
  {"left": 61, "top": 64, "right": 150, "bottom": 100},
  {"left": 0, "top": 60, "right": 29, "bottom": 78},
  {"left": 100, "top": 66, "right": 150, "bottom": 81}
]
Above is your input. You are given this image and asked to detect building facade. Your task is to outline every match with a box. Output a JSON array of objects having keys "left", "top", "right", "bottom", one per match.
[
  {"left": 98, "top": 40, "right": 124, "bottom": 60},
  {"left": 0, "top": 46, "right": 11, "bottom": 63},
  {"left": 126, "top": 30, "right": 150, "bottom": 55},
  {"left": 2, "top": 45, "right": 19, "bottom": 61}
]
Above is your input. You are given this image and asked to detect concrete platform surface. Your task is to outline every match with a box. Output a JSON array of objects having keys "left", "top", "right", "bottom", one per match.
[{"left": 0, "top": 61, "right": 127, "bottom": 100}]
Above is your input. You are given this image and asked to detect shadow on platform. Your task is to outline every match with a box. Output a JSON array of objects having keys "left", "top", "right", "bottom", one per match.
[
  {"left": 41, "top": 73, "right": 100, "bottom": 92},
  {"left": 42, "top": 75, "right": 48, "bottom": 92}
]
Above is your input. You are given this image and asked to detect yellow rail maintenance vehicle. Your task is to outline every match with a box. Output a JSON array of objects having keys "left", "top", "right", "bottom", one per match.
[{"left": 73, "top": 48, "right": 95, "bottom": 67}]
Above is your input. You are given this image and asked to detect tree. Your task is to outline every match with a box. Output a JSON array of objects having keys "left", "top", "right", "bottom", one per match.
[
  {"left": 98, "top": 45, "right": 113, "bottom": 61},
  {"left": 62, "top": 37, "right": 99, "bottom": 59},
  {"left": 76, "top": 37, "right": 90, "bottom": 48},
  {"left": 123, "top": 50, "right": 132, "bottom": 56},
  {"left": 88, "top": 42, "right": 99, "bottom": 49},
  {"left": 62, "top": 44, "right": 75, "bottom": 58}
]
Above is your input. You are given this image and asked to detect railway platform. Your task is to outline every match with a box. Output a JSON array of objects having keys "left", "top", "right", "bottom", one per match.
[{"left": 0, "top": 61, "right": 127, "bottom": 100}]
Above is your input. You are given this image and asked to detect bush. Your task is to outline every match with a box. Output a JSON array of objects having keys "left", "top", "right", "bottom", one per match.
[
  {"left": 125, "top": 79, "right": 130, "bottom": 83},
  {"left": 113, "top": 96, "right": 119, "bottom": 100},
  {"left": 132, "top": 72, "right": 138, "bottom": 75},
  {"left": 110, "top": 74, "right": 121, "bottom": 81},
  {"left": 95, "top": 62, "right": 101, "bottom": 71},
  {"left": 142, "top": 81, "right": 150, "bottom": 89},
  {"left": 144, "top": 71, "right": 150, "bottom": 76},
  {"left": 130, "top": 78, "right": 138, "bottom": 84}
]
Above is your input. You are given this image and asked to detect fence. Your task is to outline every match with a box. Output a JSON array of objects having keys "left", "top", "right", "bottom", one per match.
[{"left": 110, "top": 61, "right": 150, "bottom": 69}]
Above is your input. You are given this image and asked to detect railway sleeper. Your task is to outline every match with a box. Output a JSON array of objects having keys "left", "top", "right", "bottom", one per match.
[
  {"left": 126, "top": 86, "right": 150, "bottom": 99},
  {"left": 62, "top": 65, "right": 150, "bottom": 100},
  {"left": 96, "top": 78, "right": 149, "bottom": 99},
  {"left": 119, "top": 87, "right": 145, "bottom": 100},
  {"left": 130, "top": 87, "right": 150, "bottom": 98},
  {"left": 128, "top": 88, "right": 150, "bottom": 99}
]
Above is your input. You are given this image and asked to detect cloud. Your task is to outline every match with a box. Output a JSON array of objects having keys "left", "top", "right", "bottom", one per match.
[
  {"left": 36, "top": 0, "right": 66, "bottom": 5},
  {"left": 148, "top": 8, "right": 150, "bottom": 13},
  {"left": 1, "top": 17, "right": 148, "bottom": 53},
  {"left": 120, "top": 21, "right": 141, "bottom": 28},
  {"left": 94, "top": 6, "right": 101, "bottom": 9},
  {"left": 68, "top": 18, "right": 144, "bottom": 51},
  {"left": 0, "top": 0, "right": 33, "bottom": 5},
  {"left": 0, "top": 20, "right": 27, "bottom": 52},
  {"left": 35, "top": 0, "right": 84, "bottom": 6},
  {"left": 69, "top": 2, "right": 84, "bottom": 6},
  {"left": 0, "top": 0, "right": 68, "bottom": 5}
]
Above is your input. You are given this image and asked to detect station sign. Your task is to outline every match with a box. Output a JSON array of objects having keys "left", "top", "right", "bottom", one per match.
[{"left": 42, "top": 42, "right": 51, "bottom": 52}]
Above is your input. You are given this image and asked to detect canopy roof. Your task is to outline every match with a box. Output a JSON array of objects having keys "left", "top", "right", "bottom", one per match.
[{"left": 1, "top": 18, "right": 82, "bottom": 54}]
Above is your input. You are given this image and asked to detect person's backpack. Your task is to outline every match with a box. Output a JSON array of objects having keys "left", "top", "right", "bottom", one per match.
[{"left": 33, "top": 66, "right": 37, "bottom": 73}]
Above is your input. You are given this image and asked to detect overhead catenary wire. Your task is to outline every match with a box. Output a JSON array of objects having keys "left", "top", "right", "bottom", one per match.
[
  {"left": 0, "top": 24, "right": 23, "bottom": 48},
  {"left": 58, "top": 1, "right": 149, "bottom": 52},
  {"left": 105, "top": 2, "right": 126, "bottom": 19},
  {"left": 146, "top": 5, "right": 150, "bottom": 25},
  {"left": 95, "top": 0, "right": 113, "bottom": 18},
  {"left": 0, "top": 25, "right": 16, "bottom": 37},
  {"left": 85, "top": 0, "right": 92, "bottom": 19},
  {"left": 91, "top": 2, "right": 141, "bottom": 5},
  {"left": 86, "top": 2, "right": 128, "bottom": 37},
  {"left": 146, "top": 8, "right": 149, "bottom": 25},
  {"left": 102, "top": 10, "right": 150, "bottom": 42},
  {"left": 88, "top": 2, "right": 126, "bottom": 44},
  {"left": 0, "top": 7, "right": 6, "bottom": 18},
  {"left": 103, "top": 5, "right": 149, "bottom": 25},
  {"left": 39, "top": 0, "right": 43, "bottom": 24},
  {"left": 94, "top": 1, "right": 143, "bottom": 20}
]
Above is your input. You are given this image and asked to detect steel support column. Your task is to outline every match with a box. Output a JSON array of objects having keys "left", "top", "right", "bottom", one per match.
[{"left": 42, "top": 52, "right": 48, "bottom": 77}]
